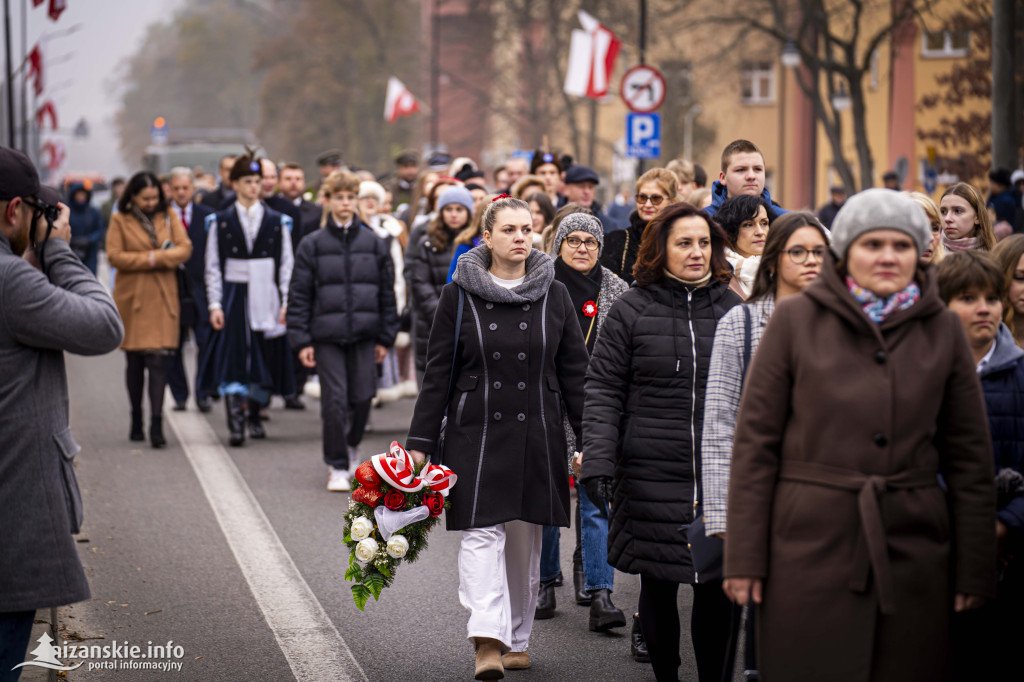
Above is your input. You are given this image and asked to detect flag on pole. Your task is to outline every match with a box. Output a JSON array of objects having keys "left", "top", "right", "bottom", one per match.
[
  {"left": 48, "top": 0, "right": 67, "bottom": 21},
  {"left": 27, "top": 44, "right": 43, "bottom": 96},
  {"left": 384, "top": 77, "right": 421, "bottom": 123},
  {"left": 563, "top": 10, "right": 621, "bottom": 98}
]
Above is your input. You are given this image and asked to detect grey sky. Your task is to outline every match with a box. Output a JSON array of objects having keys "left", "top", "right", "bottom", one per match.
[{"left": 13, "top": 0, "right": 185, "bottom": 178}]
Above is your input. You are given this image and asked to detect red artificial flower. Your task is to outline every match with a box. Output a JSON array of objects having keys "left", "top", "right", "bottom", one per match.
[
  {"left": 582, "top": 301, "right": 598, "bottom": 318},
  {"left": 423, "top": 493, "right": 445, "bottom": 518},
  {"left": 352, "top": 486, "right": 384, "bottom": 508},
  {"left": 383, "top": 490, "right": 407, "bottom": 511}
]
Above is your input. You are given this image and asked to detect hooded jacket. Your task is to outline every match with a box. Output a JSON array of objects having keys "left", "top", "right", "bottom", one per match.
[
  {"left": 581, "top": 275, "right": 741, "bottom": 582},
  {"left": 405, "top": 247, "right": 589, "bottom": 530},
  {"left": 704, "top": 179, "right": 788, "bottom": 218},
  {"left": 979, "top": 323, "right": 1024, "bottom": 537},
  {"left": 725, "top": 262, "right": 996, "bottom": 681},
  {"left": 67, "top": 183, "right": 105, "bottom": 268}
]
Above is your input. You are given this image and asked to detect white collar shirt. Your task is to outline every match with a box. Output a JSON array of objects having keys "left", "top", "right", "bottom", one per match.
[{"left": 235, "top": 201, "right": 265, "bottom": 251}]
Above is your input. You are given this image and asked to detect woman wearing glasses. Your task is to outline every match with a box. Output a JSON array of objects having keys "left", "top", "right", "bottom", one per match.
[
  {"left": 702, "top": 212, "right": 829, "bottom": 540},
  {"left": 601, "top": 168, "right": 678, "bottom": 284}
]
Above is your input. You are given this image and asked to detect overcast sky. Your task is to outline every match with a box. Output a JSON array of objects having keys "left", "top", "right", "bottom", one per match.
[{"left": 12, "top": 0, "right": 185, "bottom": 177}]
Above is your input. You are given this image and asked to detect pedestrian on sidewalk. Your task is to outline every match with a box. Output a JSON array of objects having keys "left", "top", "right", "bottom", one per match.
[
  {"left": 724, "top": 189, "right": 997, "bottom": 682},
  {"left": 716, "top": 194, "right": 773, "bottom": 299},
  {"left": 0, "top": 149, "right": 123, "bottom": 678},
  {"left": 106, "top": 172, "right": 193, "bottom": 448},
  {"left": 287, "top": 171, "right": 399, "bottom": 492},
  {"left": 581, "top": 202, "right": 742, "bottom": 682},
  {"left": 199, "top": 150, "right": 296, "bottom": 446},
  {"left": 406, "top": 196, "right": 589, "bottom": 680}
]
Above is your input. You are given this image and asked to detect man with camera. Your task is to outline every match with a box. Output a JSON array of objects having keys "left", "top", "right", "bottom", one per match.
[{"left": 0, "top": 148, "right": 124, "bottom": 676}]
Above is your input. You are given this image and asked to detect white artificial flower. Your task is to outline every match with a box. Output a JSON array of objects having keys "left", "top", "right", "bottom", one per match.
[
  {"left": 386, "top": 535, "right": 410, "bottom": 559},
  {"left": 350, "top": 516, "right": 374, "bottom": 541},
  {"left": 354, "top": 537, "right": 378, "bottom": 564}
]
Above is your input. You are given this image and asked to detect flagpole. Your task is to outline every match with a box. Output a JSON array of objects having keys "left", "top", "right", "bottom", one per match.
[
  {"left": 20, "top": 0, "right": 27, "bottom": 153},
  {"left": 636, "top": 0, "right": 647, "bottom": 175},
  {"left": 4, "top": 0, "right": 15, "bottom": 148},
  {"left": 429, "top": 0, "right": 440, "bottom": 149}
]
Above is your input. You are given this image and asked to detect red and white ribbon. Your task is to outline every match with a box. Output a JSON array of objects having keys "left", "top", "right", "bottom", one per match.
[
  {"left": 371, "top": 441, "right": 424, "bottom": 492},
  {"left": 421, "top": 463, "right": 457, "bottom": 497}
]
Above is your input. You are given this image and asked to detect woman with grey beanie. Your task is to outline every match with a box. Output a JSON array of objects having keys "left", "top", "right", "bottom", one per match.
[
  {"left": 535, "top": 211, "right": 630, "bottom": 630},
  {"left": 724, "top": 188, "right": 997, "bottom": 681}
]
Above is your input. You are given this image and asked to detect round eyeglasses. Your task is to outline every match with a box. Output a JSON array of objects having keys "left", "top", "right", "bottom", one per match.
[
  {"left": 565, "top": 236, "right": 600, "bottom": 251},
  {"left": 782, "top": 246, "right": 828, "bottom": 264},
  {"left": 636, "top": 193, "right": 666, "bottom": 206}
]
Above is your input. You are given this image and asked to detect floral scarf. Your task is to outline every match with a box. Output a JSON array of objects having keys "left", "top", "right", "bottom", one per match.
[{"left": 846, "top": 276, "right": 921, "bottom": 324}]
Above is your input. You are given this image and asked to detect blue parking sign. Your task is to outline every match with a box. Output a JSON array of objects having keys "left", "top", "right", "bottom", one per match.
[{"left": 626, "top": 113, "right": 661, "bottom": 159}]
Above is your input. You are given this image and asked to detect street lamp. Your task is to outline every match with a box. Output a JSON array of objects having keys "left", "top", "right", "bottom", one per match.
[
  {"left": 832, "top": 82, "right": 851, "bottom": 112},
  {"left": 780, "top": 41, "right": 801, "bottom": 69}
]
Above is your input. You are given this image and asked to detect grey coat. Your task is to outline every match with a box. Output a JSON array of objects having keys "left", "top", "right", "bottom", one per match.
[{"left": 0, "top": 235, "right": 124, "bottom": 611}]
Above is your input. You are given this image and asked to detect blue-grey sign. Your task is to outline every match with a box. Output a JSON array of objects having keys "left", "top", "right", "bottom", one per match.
[{"left": 625, "top": 113, "right": 661, "bottom": 159}]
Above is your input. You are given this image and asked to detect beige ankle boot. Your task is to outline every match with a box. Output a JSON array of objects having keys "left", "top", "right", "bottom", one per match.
[
  {"left": 474, "top": 637, "right": 504, "bottom": 680},
  {"left": 502, "top": 651, "right": 531, "bottom": 669}
]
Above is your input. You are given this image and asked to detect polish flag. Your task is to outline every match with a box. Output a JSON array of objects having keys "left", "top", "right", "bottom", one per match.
[
  {"left": 27, "top": 44, "right": 43, "bottom": 96},
  {"left": 563, "top": 10, "right": 621, "bottom": 99},
  {"left": 384, "top": 77, "right": 421, "bottom": 123}
]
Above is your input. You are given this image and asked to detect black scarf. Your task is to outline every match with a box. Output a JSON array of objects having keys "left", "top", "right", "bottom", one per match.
[{"left": 555, "top": 257, "right": 602, "bottom": 354}]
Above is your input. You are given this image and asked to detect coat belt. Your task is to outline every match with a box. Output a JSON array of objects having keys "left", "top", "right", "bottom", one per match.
[{"left": 777, "top": 460, "right": 939, "bottom": 615}]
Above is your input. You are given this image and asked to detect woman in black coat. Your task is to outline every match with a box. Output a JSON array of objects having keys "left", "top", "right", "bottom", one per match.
[
  {"left": 406, "top": 196, "right": 589, "bottom": 679},
  {"left": 600, "top": 168, "right": 678, "bottom": 284},
  {"left": 581, "top": 202, "right": 742, "bottom": 682}
]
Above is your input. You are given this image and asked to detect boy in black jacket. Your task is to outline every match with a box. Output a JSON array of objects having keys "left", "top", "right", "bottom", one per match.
[{"left": 287, "top": 170, "right": 399, "bottom": 491}]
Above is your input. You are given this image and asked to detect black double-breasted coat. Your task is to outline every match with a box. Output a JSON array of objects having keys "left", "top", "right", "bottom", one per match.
[{"left": 406, "top": 248, "right": 589, "bottom": 531}]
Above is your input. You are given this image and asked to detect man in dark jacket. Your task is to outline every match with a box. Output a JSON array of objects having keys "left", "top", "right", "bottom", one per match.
[
  {"left": 705, "top": 139, "right": 788, "bottom": 218},
  {"left": 559, "top": 165, "right": 622, "bottom": 232},
  {"left": 287, "top": 170, "right": 398, "bottom": 492},
  {"left": 67, "top": 181, "right": 105, "bottom": 274},
  {"left": 0, "top": 149, "right": 124, "bottom": 674},
  {"left": 166, "top": 167, "right": 215, "bottom": 412},
  {"left": 274, "top": 163, "right": 321, "bottom": 244},
  {"left": 198, "top": 154, "right": 236, "bottom": 209}
]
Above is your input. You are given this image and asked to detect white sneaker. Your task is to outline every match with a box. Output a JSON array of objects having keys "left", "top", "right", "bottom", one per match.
[
  {"left": 304, "top": 376, "right": 321, "bottom": 399},
  {"left": 347, "top": 446, "right": 362, "bottom": 477},
  {"left": 327, "top": 467, "right": 351, "bottom": 492}
]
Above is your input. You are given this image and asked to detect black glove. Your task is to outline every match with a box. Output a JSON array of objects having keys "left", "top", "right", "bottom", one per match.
[{"left": 583, "top": 477, "right": 613, "bottom": 518}]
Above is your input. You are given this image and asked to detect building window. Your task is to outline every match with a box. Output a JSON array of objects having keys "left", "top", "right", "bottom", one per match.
[
  {"left": 740, "top": 61, "right": 775, "bottom": 104},
  {"left": 921, "top": 30, "right": 970, "bottom": 58}
]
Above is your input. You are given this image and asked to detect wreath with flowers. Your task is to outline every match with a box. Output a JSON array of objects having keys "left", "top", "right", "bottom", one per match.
[{"left": 343, "top": 441, "right": 457, "bottom": 610}]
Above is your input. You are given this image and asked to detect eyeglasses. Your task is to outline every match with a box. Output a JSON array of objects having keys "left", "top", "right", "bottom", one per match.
[
  {"left": 565, "top": 236, "right": 600, "bottom": 251},
  {"left": 636, "top": 193, "right": 666, "bottom": 206},
  {"left": 782, "top": 246, "right": 828, "bottom": 264}
]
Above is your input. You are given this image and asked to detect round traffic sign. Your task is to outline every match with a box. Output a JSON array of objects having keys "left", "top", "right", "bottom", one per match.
[{"left": 620, "top": 65, "right": 666, "bottom": 113}]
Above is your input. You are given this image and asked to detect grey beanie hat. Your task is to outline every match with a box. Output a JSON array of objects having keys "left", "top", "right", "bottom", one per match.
[
  {"left": 830, "top": 188, "right": 931, "bottom": 258},
  {"left": 552, "top": 213, "right": 604, "bottom": 256},
  {"left": 436, "top": 185, "right": 475, "bottom": 215}
]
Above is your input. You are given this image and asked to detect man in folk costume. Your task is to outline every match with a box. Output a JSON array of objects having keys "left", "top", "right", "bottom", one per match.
[{"left": 200, "top": 150, "right": 296, "bottom": 446}]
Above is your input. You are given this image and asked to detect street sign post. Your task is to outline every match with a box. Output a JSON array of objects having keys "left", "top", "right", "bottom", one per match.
[
  {"left": 620, "top": 64, "right": 666, "bottom": 113},
  {"left": 625, "top": 112, "right": 661, "bottom": 159}
]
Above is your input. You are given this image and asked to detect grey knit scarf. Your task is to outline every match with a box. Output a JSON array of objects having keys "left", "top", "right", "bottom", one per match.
[
  {"left": 452, "top": 245, "right": 555, "bottom": 303},
  {"left": 130, "top": 205, "right": 161, "bottom": 248}
]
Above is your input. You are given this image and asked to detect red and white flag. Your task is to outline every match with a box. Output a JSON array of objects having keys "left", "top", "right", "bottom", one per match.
[
  {"left": 563, "top": 10, "right": 621, "bottom": 99},
  {"left": 27, "top": 44, "right": 43, "bottom": 96},
  {"left": 384, "top": 77, "right": 421, "bottom": 123}
]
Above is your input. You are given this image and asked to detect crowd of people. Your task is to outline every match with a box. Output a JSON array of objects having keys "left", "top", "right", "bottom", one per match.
[{"left": 9, "top": 136, "right": 1024, "bottom": 682}]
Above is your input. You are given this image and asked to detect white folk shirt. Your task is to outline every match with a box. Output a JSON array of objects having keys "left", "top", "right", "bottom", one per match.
[{"left": 204, "top": 201, "right": 294, "bottom": 313}]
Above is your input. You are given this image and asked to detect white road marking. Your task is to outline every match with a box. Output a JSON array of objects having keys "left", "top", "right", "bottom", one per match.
[{"left": 166, "top": 410, "right": 367, "bottom": 682}]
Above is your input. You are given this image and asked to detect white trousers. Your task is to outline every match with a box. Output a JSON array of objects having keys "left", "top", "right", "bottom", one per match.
[{"left": 459, "top": 521, "right": 542, "bottom": 653}]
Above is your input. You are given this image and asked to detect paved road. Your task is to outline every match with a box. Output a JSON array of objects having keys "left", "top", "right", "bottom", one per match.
[{"left": 20, "top": 344, "right": 736, "bottom": 681}]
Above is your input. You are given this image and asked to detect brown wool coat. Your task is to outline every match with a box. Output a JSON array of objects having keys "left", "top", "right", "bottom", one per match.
[
  {"left": 725, "top": 263, "right": 997, "bottom": 682},
  {"left": 106, "top": 210, "right": 192, "bottom": 351}
]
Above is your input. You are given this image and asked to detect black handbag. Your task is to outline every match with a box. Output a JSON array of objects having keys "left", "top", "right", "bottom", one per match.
[
  {"left": 681, "top": 304, "right": 752, "bottom": 584},
  {"left": 433, "top": 286, "right": 464, "bottom": 467}
]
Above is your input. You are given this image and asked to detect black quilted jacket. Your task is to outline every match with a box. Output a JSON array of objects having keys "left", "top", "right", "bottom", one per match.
[{"left": 581, "top": 276, "right": 740, "bottom": 582}]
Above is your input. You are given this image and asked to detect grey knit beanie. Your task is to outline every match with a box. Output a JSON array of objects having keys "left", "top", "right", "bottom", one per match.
[
  {"left": 830, "top": 188, "right": 931, "bottom": 258},
  {"left": 552, "top": 213, "right": 604, "bottom": 256},
  {"left": 436, "top": 185, "right": 475, "bottom": 215}
]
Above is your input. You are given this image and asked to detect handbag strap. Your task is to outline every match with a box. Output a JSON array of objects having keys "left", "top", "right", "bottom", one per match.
[{"left": 442, "top": 287, "right": 465, "bottom": 415}]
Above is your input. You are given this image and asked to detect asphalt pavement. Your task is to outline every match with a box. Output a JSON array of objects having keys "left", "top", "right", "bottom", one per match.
[{"left": 18, "top": 341, "right": 736, "bottom": 682}]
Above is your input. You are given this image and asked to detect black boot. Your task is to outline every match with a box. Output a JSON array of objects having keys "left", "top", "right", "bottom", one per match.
[
  {"left": 129, "top": 410, "right": 144, "bottom": 442},
  {"left": 588, "top": 589, "right": 626, "bottom": 631},
  {"left": 248, "top": 399, "right": 266, "bottom": 439},
  {"left": 573, "top": 561, "right": 591, "bottom": 605},
  {"left": 630, "top": 613, "right": 650, "bottom": 663},
  {"left": 535, "top": 579, "right": 557, "bottom": 620},
  {"left": 226, "top": 395, "right": 245, "bottom": 447},
  {"left": 150, "top": 416, "right": 166, "bottom": 448}
]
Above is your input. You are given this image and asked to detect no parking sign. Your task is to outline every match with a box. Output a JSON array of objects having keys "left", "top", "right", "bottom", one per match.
[{"left": 625, "top": 113, "right": 661, "bottom": 159}]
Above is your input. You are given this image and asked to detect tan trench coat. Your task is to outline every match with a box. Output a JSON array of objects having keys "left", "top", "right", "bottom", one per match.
[
  {"left": 725, "top": 263, "right": 996, "bottom": 682},
  {"left": 106, "top": 210, "right": 191, "bottom": 351}
]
